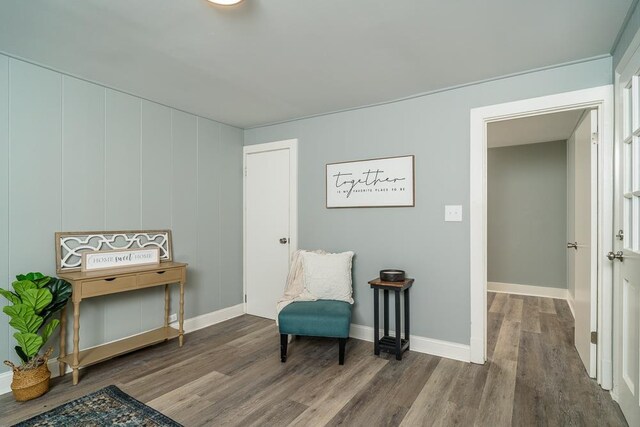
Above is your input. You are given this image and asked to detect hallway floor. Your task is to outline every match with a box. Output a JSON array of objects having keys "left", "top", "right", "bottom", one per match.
[{"left": 485, "top": 292, "right": 626, "bottom": 426}]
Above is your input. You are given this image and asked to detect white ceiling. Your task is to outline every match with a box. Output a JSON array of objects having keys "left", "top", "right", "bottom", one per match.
[
  {"left": 0, "top": 0, "right": 633, "bottom": 129},
  {"left": 487, "top": 109, "right": 585, "bottom": 148}
]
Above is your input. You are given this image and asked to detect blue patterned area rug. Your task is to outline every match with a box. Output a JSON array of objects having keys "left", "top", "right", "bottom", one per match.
[{"left": 13, "top": 385, "right": 182, "bottom": 427}]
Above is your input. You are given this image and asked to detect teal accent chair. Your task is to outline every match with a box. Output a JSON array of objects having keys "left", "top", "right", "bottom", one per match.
[{"left": 278, "top": 300, "right": 352, "bottom": 365}]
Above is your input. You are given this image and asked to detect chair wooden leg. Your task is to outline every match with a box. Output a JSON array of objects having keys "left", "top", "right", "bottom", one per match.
[
  {"left": 338, "top": 338, "right": 347, "bottom": 365},
  {"left": 280, "top": 334, "right": 288, "bottom": 363}
]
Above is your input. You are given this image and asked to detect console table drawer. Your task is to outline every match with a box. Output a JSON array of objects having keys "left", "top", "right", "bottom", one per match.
[
  {"left": 82, "top": 275, "right": 137, "bottom": 298},
  {"left": 138, "top": 268, "right": 182, "bottom": 288}
]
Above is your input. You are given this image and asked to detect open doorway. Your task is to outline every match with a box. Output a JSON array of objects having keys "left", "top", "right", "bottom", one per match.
[
  {"left": 469, "top": 86, "right": 614, "bottom": 391},
  {"left": 485, "top": 109, "right": 595, "bottom": 377}
]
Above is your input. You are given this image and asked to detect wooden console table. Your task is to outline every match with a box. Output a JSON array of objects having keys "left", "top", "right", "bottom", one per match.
[{"left": 57, "top": 261, "right": 187, "bottom": 385}]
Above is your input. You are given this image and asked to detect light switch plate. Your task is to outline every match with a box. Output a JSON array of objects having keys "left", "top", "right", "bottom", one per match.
[{"left": 445, "top": 205, "right": 462, "bottom": 222}]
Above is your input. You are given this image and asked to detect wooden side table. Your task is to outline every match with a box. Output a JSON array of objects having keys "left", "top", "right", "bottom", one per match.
[{"left": 369, "top": 277, "right": 414, "bottom": 360}]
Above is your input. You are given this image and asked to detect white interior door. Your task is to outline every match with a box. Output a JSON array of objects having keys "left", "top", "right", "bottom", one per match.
[
  {"left": 569, "top": 109, "right": 598, "bottom": 377},
  {"left": 615, "top": 74, "right": 640, "bottom": 426},
  {"left": 244, "top": 143, "right": 295, "bottom": 319}
]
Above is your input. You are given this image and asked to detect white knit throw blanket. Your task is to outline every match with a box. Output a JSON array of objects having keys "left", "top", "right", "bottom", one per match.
[{"left": 275, "top": 249, "right": 327, "bottom": 323}]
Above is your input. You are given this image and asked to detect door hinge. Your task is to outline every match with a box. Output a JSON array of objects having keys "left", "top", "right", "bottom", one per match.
[
  {"left": 244, "top": 294, "right": 247, "bottom": 303},
  {"left": 591, "top": 132, "right": 598, "bottom": 144},
  {"left": 244, "top": 167, "right": 247, "bottom": 177},
  {"left": 591, "top": 331, "right": 597, "bottom": 345}
]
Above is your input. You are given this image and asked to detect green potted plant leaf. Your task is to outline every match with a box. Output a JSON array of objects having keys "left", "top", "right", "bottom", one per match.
[{"left": 1, "top": 272, "right": 72, "bottom": 401}]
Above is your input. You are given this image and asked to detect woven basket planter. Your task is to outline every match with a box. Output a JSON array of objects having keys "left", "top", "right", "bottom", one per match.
[{"left": 6, "top": 358, "right": 51, "bottom": 402}]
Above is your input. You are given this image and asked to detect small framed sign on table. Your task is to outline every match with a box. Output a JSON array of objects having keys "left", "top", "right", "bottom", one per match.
[
  {"left": 81, "top": 248, "right": 160, "bottom": 272},
  {"left": 326, "top": 155, "right": 415, "bottom": 208}
]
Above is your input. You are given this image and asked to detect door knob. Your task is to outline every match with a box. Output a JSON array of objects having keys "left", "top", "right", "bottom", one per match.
[
  {"left": 567, "top": 242, "right": 578, "bottom": 250},
  {"left": 607, "top": 251, "right": 624, "bottom": 262},
  {"left": 279, "top": 237, "right": 289, "bottom": 244}
]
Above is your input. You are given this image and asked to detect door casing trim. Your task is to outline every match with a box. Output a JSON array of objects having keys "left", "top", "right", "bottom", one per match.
[{"left": 469, "top": 86, "right": 614, "bottom": 391}]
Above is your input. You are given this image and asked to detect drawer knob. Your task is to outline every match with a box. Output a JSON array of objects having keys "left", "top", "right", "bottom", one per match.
[
  {"left": 105, "top": 278, "right": 116, "bottom": 282},
  {"left": 157, "top": 271, "right": 166, "bottom": 275}
]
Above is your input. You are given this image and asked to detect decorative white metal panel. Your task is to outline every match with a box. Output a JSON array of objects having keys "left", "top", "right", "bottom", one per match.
[{"left": 55, "top": 230, "right": 173, "bottom": 272}]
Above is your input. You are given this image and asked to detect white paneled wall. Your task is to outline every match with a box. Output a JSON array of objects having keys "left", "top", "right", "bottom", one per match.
[
  {"left": 140, "top": 100, "right": 173, "bottom": 333},
  {"left": 0, "top": 56, "right": 8, "bottom": 370},
  {"left": 0, "top": 55, "right": 243, "bottom": 370}
]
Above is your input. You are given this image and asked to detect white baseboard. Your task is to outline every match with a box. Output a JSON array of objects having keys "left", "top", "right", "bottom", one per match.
[
  {"left": 0, "top": 303, "right": 245, "bottom": 396},
  {"left": 566, "top": 294, "right": 576, "bottom": 319},
  {"left": 610, "top": 388, "right": 619, "bottom": 402},
  {"left": 349, "top": 323, "right": 470, "bottom": 363},
  {"left": 169, "top": 303, "right": 245, "bottom": 333},
  {"left": 488, "top": 281, "right": 569, "bottom": 300}
]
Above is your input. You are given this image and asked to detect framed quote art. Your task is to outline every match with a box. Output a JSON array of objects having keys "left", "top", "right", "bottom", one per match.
[{"left": 326, "top": 155, "right": 415, "bottom": 208}]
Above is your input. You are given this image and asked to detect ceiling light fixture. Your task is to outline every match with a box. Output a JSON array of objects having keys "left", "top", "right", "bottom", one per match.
[{"left": 207, "top": 0, "right": 243, "bottom": 5}]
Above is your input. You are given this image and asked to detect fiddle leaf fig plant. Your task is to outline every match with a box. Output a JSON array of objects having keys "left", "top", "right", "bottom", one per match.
[{"left": 1, "top": 272, "right": 71, "bottom": 370}]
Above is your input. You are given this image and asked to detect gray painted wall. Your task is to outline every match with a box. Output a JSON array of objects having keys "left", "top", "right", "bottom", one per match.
[
  {"left": 0, "top": 54, "right": 244, "bottom": 371},
  {"left": 487, "top": 141, "right": 567, "bottom": 289},
  {"left": 613, "top": 0, "right": 640, "bottom": 70},
  {"left": 244, "top": 56, "right": 612, "bottom": 345}
]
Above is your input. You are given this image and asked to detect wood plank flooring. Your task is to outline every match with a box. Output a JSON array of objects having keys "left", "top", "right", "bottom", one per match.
[{"left": 0, "top": 293, "right": 628, "bottom": 426}]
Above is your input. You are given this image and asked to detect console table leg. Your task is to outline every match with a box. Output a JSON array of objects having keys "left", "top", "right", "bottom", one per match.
[
  {"left": 72, "top": 300, "right": 80, "bottom": 385},
  {"left": 373, "top": 289, "right": 380, "bottom": 355},
  {"left": 179, "top": 281, "right": 185, "bottom": 347},
  {"left": 58, "top": 305, "right": 67, "bottom": 377},
  {"left": 164, "top": 284, "right": 170, "bottom": 327}
]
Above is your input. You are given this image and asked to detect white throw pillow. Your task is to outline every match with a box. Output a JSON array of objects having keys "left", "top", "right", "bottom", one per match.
[{"left": 301, "top": 251, "right": 354, "bottom": 303}]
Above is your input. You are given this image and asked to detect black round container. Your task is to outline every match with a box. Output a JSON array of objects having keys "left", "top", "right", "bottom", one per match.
[{"left": 380, "top": 269, "right": 405, "bottom": 282}]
